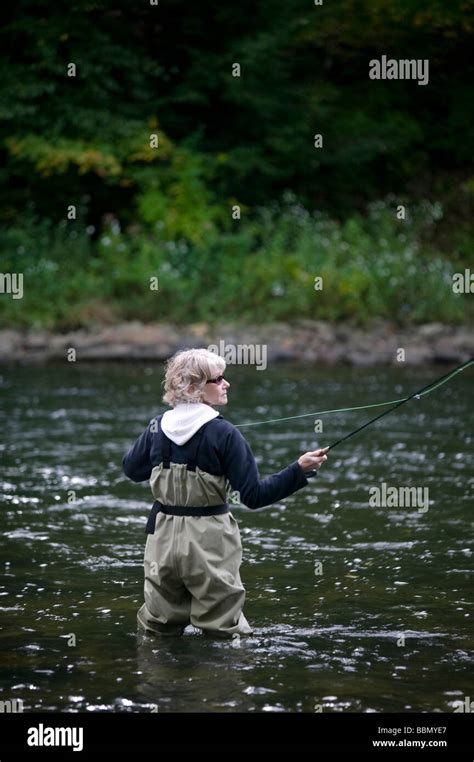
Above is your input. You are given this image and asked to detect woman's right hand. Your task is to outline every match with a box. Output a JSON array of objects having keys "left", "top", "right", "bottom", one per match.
[{"left": 298, "top": 446, "right": 329, "bottom": 473}]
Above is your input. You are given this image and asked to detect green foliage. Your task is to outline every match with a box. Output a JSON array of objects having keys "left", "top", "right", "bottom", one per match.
[
  {"left": 136, "top": 148, "right": 226, "bottom": 244},
  {"left": 1, "top": 195, "right": 471, "bottom": 330}
]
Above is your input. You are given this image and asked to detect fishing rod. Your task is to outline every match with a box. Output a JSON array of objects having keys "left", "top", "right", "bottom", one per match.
[
  {"left": 326, "top": 357, "right": 473, "bottom": 451},
  {"left": 236, "top": 358, "right": 473, "bottom": 451}
]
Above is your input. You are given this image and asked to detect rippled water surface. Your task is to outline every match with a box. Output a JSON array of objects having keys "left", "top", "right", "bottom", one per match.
[{"left": 1, "top": 362, "right": 472, "bottom": 712}]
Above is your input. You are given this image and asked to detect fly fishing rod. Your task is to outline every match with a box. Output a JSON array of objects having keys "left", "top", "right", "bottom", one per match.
[
  {"left": 325, "top": 357, "right": 473, "bottom": 451},
  {"left": 236, "top": 358, "right": 473, "bottom": 450}
]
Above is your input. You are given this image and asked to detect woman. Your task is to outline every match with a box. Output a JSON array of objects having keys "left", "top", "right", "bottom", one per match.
[{"left": 123, "top": 348, "right": 329, "bottom": 637}]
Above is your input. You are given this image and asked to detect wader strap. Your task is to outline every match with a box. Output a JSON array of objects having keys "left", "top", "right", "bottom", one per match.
[
  {"left": 159, "top": 418, "right": 205, "bottom": 472},
  {"left": 145, "top": 501, "right": 229, "bottom": 533},
  {"left": 161, "top": 423, "right": 171, "bottom": 469},
  {"left": 186, "top": 428, "right": 204, "bottom": 472}
]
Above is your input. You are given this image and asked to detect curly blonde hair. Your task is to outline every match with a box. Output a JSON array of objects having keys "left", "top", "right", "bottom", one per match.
[{"left": 162, "top": 348, "right": 226, "bottom": 406}]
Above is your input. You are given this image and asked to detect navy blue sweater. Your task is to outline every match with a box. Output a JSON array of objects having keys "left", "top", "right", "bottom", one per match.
[{"left": 122, "top": 414, "right": 310, "bottom": 510}]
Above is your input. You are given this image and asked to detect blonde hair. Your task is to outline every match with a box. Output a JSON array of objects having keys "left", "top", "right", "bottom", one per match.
[{"left": 162, "top": 348, "right": 226, "bottom": 406}]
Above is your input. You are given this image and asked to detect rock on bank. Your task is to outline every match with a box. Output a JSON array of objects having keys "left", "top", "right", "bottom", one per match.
[{"left": 0, "top": 320, "right": 472, "bottom": 365}]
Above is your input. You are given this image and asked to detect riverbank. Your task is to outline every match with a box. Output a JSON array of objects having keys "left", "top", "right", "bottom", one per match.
[{"left": 0, "top": 320, "right": 472, "bottom": 365}]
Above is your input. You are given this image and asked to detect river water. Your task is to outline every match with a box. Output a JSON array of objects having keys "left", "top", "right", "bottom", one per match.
[{"left": 1, "top": 361, "right": 472, "bottom": 712}]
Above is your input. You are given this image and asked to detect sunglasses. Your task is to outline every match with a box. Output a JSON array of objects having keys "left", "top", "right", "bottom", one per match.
[{"left": 206, "top": 375, "right": 226, "bottom": 385}]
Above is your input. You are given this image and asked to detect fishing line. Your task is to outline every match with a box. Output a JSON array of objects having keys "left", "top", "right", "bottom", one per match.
[{"left": 236, "top": 358, "right": 473, "bottom": 450}]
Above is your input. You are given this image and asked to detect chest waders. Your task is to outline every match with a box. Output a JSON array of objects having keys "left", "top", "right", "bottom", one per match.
[
  {"left": 137, "top": 418, "right": 253, "bottom": 638},
  {"left": 145, "top": 418, "right": 229, "bottom": 534}
]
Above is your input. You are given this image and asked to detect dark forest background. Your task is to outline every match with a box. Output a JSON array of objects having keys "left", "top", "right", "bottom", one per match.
[{"left": 1, "top": 0, "right": 473, "bottom": 329}]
